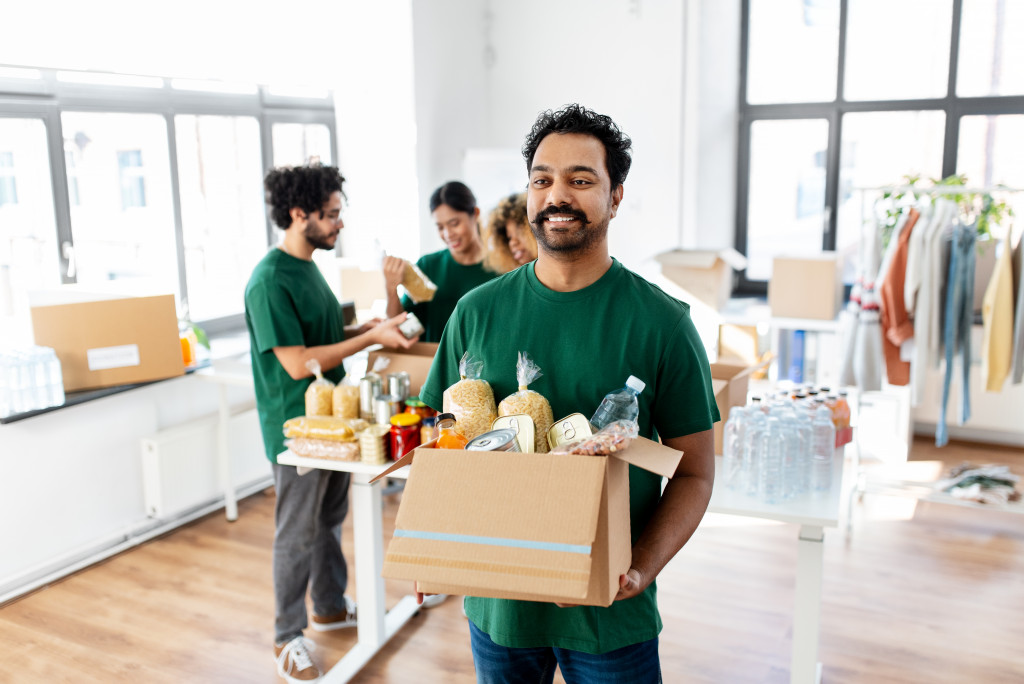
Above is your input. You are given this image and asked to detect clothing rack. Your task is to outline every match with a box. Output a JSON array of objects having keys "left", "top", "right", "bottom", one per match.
[{"left": 857, "top": 185, "right": 1023, "bottom": 195}]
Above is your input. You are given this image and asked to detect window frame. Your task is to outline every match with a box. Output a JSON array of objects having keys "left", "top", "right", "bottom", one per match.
[
  {"left": 0, "top": 67, "right": 337, "bottom": 334},
  {"left": 735, "top": 0, "right": 1024, "bottom": 295}
]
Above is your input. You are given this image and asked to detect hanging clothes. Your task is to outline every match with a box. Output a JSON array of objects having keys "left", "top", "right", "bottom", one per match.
[
  {"left": 980, "top": 235, "right": 1014, "bottom": 391},
  {"left": 878, "top": 208, "right": 920, "bottom": 385},
  {"left": 1011, "top": 230, "right": 1024, "bottom": 385},
  {"left": 853, "top": 217, "right": 884, "bottom": 392},
  {"left": 936, "top": 222, "right": 977, "bottom": 447}
]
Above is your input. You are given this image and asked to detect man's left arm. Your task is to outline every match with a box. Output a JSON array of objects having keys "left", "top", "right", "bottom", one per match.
[{"left": 615, "top": 428, "right": 715, "bottom": 601}]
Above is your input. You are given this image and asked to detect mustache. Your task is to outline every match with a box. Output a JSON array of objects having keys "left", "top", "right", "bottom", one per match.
[{"left": 532, "top": 205, "right": 589, "bottom": 227}]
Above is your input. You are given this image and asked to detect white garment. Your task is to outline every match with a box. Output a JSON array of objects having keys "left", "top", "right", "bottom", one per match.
[
  {"left": 909, "top": 199, "right": 955, "bottom": 405},
  {"left": 903, "top": 201, "right": 934, "bottom": 314}
]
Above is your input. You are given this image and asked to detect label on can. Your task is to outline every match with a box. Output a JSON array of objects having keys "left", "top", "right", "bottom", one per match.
[
  {"left": 465, "top": 428, "right": 520, "bottom": 452},
  {"left": 546, "top": 413, "right": 593, "bottom": 451},
  {"left": 491, "top": 414, "right": 536, "bottom": 454}
]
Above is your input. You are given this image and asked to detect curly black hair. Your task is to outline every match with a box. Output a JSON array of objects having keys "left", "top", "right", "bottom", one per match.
[
  {"left": 522, "top": 104, "right": 632, "bottom": 189},
  {"left": 264, "top": 163, "right": 347, "bottom": 229}
]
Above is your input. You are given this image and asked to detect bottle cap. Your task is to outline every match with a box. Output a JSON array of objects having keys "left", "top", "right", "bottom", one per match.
[
  {"left": 625, "top": 375, "right": 646, "bottom": 393},
  {"left": 436, "top": 412, "right": 456, "bottom": 423}
]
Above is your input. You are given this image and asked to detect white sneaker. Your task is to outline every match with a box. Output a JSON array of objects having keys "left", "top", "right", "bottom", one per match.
[
  {"left": 274, "top": 636, "right": 321, "bottom": 683},
  {"left": 421, "top": 593, "right": 449, "bottom": 609}
]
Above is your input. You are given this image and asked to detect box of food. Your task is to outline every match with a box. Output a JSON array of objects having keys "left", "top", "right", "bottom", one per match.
[
  {"left": 366, "top": 342, "right": 438, "bottom": 397},
  {"left": 30, "top": 294, "right": 185, "bottom": 392},
  {"left": 376, "top": 436, "right": 684, "bottom": 607},
  {"left": 768, "top": 253, "right": 842, "bottom": 320}
]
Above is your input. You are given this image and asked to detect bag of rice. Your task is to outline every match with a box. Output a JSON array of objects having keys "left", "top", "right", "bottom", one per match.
[
  {"left": 304, "top": 359, "right": 334, "bottom": 416},
  {"left": 442, "top": 352, "right": 497, "bottom": 441},
  {"left": 333, "top": 380, "right": 360, "bottom": 419},
  {"left": 402, "top": 261, "right": 437, "bottom": 303},
  {"left": 498, "top": 352, "right": 554, "bottom": 453}
]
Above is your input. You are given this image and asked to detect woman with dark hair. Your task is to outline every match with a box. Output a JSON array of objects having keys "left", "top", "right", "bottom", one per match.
[
  {"left": 482, "top": 192, "right": 538, "bottom": 274},
  {"left": 383, "top": 181, "right": 497, "bottom": 342}
]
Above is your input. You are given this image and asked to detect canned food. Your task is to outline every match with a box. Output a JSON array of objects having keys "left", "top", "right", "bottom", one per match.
[
  {"left": 387, "top": 372, "right": 411, "bottom": 402},
  {"left": 373, "top": 394, "right": 403, "bottom": 425},
  {"left": 465, "top": 428, "right": 520, "bottom": 453},
  {"left": 359, "top": 424, "right": 390, "bottom": 465},
  {"left": 546, "top": 413, "right": 593, "bottom": 451},
  {"left": 389, "top": 413, "right": 422, "bottom": 460},
  {"left": 359, "top": 374, "right": 382, "bottom": 421},
  {"left": 398, "top": 312, "right": 425, "bottom": 339},
  {"left": 491, "top": 414, "right": 536, "bottom": 454}
]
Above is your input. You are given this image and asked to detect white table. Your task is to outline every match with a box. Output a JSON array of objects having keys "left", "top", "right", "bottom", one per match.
[
  {"left": 276, "top": 451, "right": 420, "bottom": 684},
  {"left": 707, "top": 453, "right": 846, "bottom": 684}
]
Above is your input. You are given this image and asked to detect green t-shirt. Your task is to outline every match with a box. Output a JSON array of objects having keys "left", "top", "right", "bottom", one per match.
[
  {"left": 419, "top": 258, "right": 720, "bottom": 655},
  {"left": 244, "top": 249, "right": 347, "bottom": 463},
  {"left": 401, "top": 249, "right": 497, "bottom": 342}
]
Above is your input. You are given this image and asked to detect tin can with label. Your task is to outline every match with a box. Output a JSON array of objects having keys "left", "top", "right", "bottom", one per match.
[
  {"left": 546, "top": 413, "right": 594, "bottom": 451},
  {"left": 491, "top": 414, "right": 536, "bottom": 454},
  {"left": 465, "top": 428, "right": 521, "bottom": 453},
  {"left": 387, "top": 371, "right": 411, "bottom": 402},
  {"left": 359, "top": 373, "right": 382, "bottom": 421},
  {"left": 373, "top": 394, "right": 403, "bottom": 425},
  {"left": 389, "top": 412, "right": 422, "bottom": 460}
]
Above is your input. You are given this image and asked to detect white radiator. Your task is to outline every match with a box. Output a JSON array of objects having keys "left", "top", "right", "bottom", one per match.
[{"left": 141, "top": 404, "right": 268, "bottom": 518}]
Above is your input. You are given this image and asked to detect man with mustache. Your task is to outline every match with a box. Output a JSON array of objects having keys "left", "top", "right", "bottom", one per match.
[
  {"left": 419, "top": 105, "right": 719, "bottom": 682},
  {"left": 245, "top": 163, "right": 417, "bottom": 683}
]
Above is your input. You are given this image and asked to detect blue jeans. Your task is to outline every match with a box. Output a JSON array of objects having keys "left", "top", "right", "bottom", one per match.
[
  {"left": 469, "top": 620, "right": 662, "bottom": 684},
  {"left": 937, "top": 223, "right": 976, "bottom": 447}
]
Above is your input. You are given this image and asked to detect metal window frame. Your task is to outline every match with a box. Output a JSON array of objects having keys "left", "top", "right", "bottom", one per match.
[
  {"left": 735, "top": 0, "right": 1024, "bottom": 295},
  {"left": 0, "top": 66, "right": 337, "bottom": 331}
]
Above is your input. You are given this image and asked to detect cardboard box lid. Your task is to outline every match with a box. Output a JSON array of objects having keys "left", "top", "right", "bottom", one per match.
[
  {"left": 655, "top": 248, "right": 748, "bottom": 272},
  {"left": 366, "top": 342, "right": 438, "bottom": 396}
]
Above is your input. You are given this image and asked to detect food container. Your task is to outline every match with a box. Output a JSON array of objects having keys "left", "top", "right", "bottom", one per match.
[
  {"left": 360, "top": 374, "right": 383, "bottom": 421},
  {"left": 389, "top": 412, "right": 422, "bottom": 460},
  {"left": 420, "top": 415, "right": 438, "bottom": 445},
  {"left": 359, "top": 424, "right": 390, "bottom": 465},
  {"left": 546, "top": 413, "right": 594, "bottom": 451},
  {"left": 465, "top": 428, "right": 521, "bottom": 453},
  {"left": 398, "top": 312, "right": 425, "bottom": 339},
  {"left": 387, "top": 371, "right": 411, "bottom": 402},
  {"left": 492, "top": 414, "right": 536, "bottom": 454},
  {"left": 404, "top": 396, "right": 435, "bottom": 420},
  {"left": 373, "top": 394, "right": 403, "bottom": 426}
]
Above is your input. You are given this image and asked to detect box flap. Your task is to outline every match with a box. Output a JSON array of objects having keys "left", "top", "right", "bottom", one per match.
[
  {"left": 655, "top": 249, "right": 720, "bottom": 270},
  {"left": 367, "top": 439, "right": 437, "bottom": 483},
  {"left": 366, "top": 342, "right": 438, "bottom": 397},
  {"left": 611, "top": 436, "right": 684, "bottom": 479},
  {"left": 716, "top": 247, "right": 749, "bottom": 271}
]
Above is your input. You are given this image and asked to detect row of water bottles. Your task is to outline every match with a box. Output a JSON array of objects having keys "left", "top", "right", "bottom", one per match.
[
  {"left": 0, "top": 347, "right": 66, "bottom": 418},
  {"left": 721, "top": 398, "right": 837, "bottom": 503}
]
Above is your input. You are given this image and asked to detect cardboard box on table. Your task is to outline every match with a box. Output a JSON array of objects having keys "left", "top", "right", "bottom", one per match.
[
  {"left": 30, "top": 294, "right": 185, "bottom": 392},
  {"left": 366, "top": 342, "right": 438, "bottom": 397},
  {"left": 768, "top": 253, "right": 842, "bottom": 320},
  {"left": 710, "top": 358, "right": 771, "bottom": 455},
  {"left": 655, "top": 248, "right": 748, "bottom": 311},
  {"left": 376, "top": 437, "right": 684, "bottom": 607}
]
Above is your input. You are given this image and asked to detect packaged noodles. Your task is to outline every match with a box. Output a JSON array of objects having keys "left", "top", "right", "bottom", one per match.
[
  {"left": 304, "top": 359, "right": 334, "bottom": 416},
  {"left": 442, "top": 352, "right": 497, "bottom": 441},
  {"left": 283, "top": 415, "right": 364, "bottom": 442},
  {"left": 402, "top": 261, "right": 438, "bottom": 303},
  {"left": 497, "top": 352, "right": 554, "bottom": 453},
  {"left": 333, "top": 383, "right": 360, "bottom": 419},
  {"left": 285, "top": 438, "right": 360, "bottom": 462}
]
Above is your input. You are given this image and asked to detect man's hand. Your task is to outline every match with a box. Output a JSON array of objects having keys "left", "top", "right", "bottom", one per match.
[
  {"left": 614, "top": 567, "right": 645, "bottom": 602},
  {"left": 345, "top": 317, "right": 383, "bottom": 338},
  {"left": 382, "top": 255, "right": 406, "bottom": 292},
  {"left": 372, "top": 312, "right": 418, "bottom": 349}
]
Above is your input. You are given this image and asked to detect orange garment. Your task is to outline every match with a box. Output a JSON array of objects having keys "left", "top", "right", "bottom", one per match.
[{"left": 879, "top": 209, "right": 920, "bottom": 385}]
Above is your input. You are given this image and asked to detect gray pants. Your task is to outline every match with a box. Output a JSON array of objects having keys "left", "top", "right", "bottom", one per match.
[{"left": 272, "top": 463, "right": 351, "bottom": 644}]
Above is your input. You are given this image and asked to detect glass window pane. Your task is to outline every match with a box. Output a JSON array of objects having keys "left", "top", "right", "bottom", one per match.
[
  {"left": 957, "top": 0, "right": 1024, "bottom": 97},
  {"left": 844, "top": 0, "right": 953, "bottom": 101},
  {"left": 746, "top": 0, "right": 840, "bottom": 104},
  {"left": 272, "top": 123, "right": 333, "bottom": 167},
  {"left": 746, "top": 119, "right": 830, "bottom": 281},
  {"left": 957, "top": 114, "right": 1024, "bottom": 218},
  {"left": 175, "top": 115, "right": 266, "bottom": 321},
  {"left": 836, "top": 110, "right": 946, "bottom": 281},
  {"left": 0, "top": 118, "right": 61, "bottom": 346},
  {"left": 61, "top": 112, "right": 179, "bottom": 302}
]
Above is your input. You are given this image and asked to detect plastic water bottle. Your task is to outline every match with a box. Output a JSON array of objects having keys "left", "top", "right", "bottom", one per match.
[
  {"left": 591, "top": 375, "right": 646, "bottom": 429},
  {"left": 742, "top": 408, "right": 766, "bottom": 496},
  {"left": 811, "top": 405, "right": 836, "bottom": 493},
  {"left": 759, "top": 416, "right": 784, "bottom": 504},
  {"left": 722, "top": 406, "right": 747, "bottom": 490}
]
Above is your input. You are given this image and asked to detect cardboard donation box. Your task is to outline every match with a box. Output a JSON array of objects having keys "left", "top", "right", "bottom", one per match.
[
  {"left": 30, "top": 294, "right": 185, "bottom": 392},
  {"left": 768, "top": 253, "right": 842, "bottom": 320},
  {"left": 655, "top": 248, "right": 748, "bottom": 311},
  {"left": 710, "top": 359, "right": 769, "bottom": 454},
  {"left": 366, "top": 342, "right": 438, "bottom": 397},
  {"left": 377, "top": 437, "right": 684, "bottom": 607}
]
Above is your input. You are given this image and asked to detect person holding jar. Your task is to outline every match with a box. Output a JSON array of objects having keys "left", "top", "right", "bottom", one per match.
[
  {"left": 383, "top": 181, "right": 498, "bottom": 342},
  {"left": 482, "top": 192, "right": 538, "bottom": 274}
]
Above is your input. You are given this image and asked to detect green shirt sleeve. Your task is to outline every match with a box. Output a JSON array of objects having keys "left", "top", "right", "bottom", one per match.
[{"left": 245, "top": 276, "right": 305, "bottom": 354}]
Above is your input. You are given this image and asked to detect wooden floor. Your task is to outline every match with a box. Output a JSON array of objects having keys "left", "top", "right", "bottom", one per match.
[{"left": 2, "top": 437, "right": 1022, "bottom": 683}]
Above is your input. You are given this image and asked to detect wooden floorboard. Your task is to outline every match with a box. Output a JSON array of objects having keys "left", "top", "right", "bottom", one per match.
[{"left": 1, "top": 436, "right": 1022, "bottom": 683}]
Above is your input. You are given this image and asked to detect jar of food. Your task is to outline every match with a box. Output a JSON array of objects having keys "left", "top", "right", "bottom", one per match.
[
  {"left": 420, "top": 415, "right": 438, "bottom": 445},
  {"left": 404, "top": 396, "right": 436, "bottom": 420},
  {"left": 389, "top": 412, "right": 422, "bottom": 460},
  {"left": 435, "top": 412, "right": 468, "bottom": 449}
]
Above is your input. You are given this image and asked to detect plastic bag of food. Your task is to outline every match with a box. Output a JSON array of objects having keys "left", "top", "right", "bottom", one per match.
[
  {"left": 304, "top": 359, "right": 335, "bottom": 416},
  {"left": 285, "top": 438, "right": 360, "bottom": 462},
  {"left": 283, "top": 415, "right": 358, "bottom": 442},
  {"left": 498, "top": 352, "right": 554, "bottom": 453},
  {"left": 333, "top": 380, "right": 360, "bottom": 419},
  {"left": 402, "top": 261, "right": 437, "bottom": 303},
  {"left": 550, "top": 420, "right": 638, "bottom": 456},
  {"left": 442, "top": 352, "right": 497, "bottom": 441}
]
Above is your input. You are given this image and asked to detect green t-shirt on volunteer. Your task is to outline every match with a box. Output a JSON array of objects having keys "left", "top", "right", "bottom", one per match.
[
  {"left": 401, "top": 249, "right": 497, "bottom": 343},
  {"left": 245, "top": 249, "right": 347, "bottom": 464},
  {"left": 419, "top": 258, "right": 720, "bottom": 655}
]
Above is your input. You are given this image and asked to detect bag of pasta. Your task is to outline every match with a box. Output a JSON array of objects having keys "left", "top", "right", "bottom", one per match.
[
  {"left": 283, "top": 415, "right": 360, "bottom": 442},
  {"left": 550, "top": 420, "right": 638, "bottom": 456},
  {"left": 442, "top": 352, "right": 497, "bottom": 441},
  {"left": 498, "top": 352, "right": 554, "bottom": 453},
  {"left": 333, "top": 378, "right": 360, "bottom": 419},
  {"left": 402, "top": 261, "right": 437, "bottom": 303},
  {"left": 304, "top": 359, "right": 334, "bottom": 416}
]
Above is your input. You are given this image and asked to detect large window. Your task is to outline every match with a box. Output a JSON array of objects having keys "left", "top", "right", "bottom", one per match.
[
  {"left": 737, "top": 0, "right": 1024, "bottom": 291},
  {"left": 0, "top": 68, "right": 337, "bottom": 344}
]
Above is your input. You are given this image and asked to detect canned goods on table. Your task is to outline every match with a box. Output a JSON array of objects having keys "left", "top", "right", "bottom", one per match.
[
  {"left": 387, "top": 371, "right": 411, "bottom": 402},
  {"left": 359, "top": 374, "right": 383, "bottom": 421},
  {"left": 465, "top": 428, "right": 520, "bottom": 453},
  {"left": 389, "top": 412, "right": 422, "bottom": 460},
  {"left": 404, "top": 396, "right": 435, "bottom": 420},
  {"left": 373, "top": 394, "right": 403, "bottom": 426}
]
